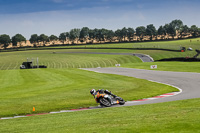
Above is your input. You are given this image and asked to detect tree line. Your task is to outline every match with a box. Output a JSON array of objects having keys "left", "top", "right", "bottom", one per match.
[{"left": 0, "top": 19, "right": 200, "bottom": 49}]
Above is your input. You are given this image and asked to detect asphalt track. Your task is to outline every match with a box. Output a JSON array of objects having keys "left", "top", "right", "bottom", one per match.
[{"left": 82, "top": 67, "right": 200, "bottom": 107}]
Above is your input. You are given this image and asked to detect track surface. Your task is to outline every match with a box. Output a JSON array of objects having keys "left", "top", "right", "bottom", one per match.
[
  {"left": 133, "top": 53, "right": 154, "bottom": 62},
  {"left": 82, "top": 67, "right": 200, "bottom": 106}
]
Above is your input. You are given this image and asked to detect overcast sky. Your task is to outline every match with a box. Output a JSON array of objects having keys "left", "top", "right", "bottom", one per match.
[{"left": 0, "top": 0, "right": 199, "bottom": 39}]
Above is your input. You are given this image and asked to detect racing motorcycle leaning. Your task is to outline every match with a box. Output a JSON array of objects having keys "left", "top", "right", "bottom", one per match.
[{"left": 93, "top": 89, "right": 125, "bottom": 107}]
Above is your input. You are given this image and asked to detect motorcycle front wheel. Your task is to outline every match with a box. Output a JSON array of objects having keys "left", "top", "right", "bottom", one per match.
[{"left": 99, "top": 97, "right": 112, "bottom": 107}]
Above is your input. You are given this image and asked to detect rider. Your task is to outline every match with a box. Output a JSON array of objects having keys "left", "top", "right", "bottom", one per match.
[
  {"left": 90, "top": 89, "right": 125, "bottom": 106},
  {"left": 90, "top": 89, "right": 116, "bottom": 99}
]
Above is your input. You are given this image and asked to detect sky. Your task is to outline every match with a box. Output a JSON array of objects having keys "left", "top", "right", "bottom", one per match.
[{"left": 0, "top": 0, "right": 200, "bottom": 39}]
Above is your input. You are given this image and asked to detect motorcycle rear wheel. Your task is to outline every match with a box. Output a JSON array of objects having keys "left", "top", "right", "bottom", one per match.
[{"left": 116, "top": 97, "right": 125, "bottom": 105}]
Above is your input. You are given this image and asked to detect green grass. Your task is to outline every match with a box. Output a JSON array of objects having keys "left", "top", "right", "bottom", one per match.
[
  {"left": 0, "top": 68, "right": 177, "bottom": 117},
  {"left": 0, "top": 38, "right": 199, "bottom": 71},
  {"left": 122, "top": 62, "right": 200, "bottom": 73},
  {"left": 0, "top": 38, "right": 200, "bottom": 132},
  {"left": 0, "top": 50, "right": 141, "bottom": 70},
  {"left": 0, "top": 48, "right": 198, "bottom": 71},
  {"left": 0, "top": 98, "right": 200, "bottom": 133}
]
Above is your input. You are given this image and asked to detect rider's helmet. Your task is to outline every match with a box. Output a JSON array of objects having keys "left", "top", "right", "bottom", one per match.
[{"left": 90, "top": 89, "right": 96, "bottom": 96}]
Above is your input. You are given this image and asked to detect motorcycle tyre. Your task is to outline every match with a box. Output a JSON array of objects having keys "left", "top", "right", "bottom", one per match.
[
  {"left": 116, "top": 97, "right": 125, "bottom": 105},
  {"left": 99, "top": 98, "right": 112, "bottom": 107}
]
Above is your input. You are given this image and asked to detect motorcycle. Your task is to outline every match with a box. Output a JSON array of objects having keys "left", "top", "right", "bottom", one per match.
[{"left": 95, "top": 90, "right": 125, "bottom": 107}]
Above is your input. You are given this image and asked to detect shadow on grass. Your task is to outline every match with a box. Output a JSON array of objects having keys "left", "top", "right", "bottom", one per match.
[
  {"left": 0, "top": 47, "right": 181, "bottom": 53},
  {"left": 156, "top": 57, "right": 200, "bottom": 62}
]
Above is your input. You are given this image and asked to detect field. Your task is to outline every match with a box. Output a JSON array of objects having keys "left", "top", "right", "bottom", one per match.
[{"left": 0, "top": 38, "right": 200, "bottom": 132}]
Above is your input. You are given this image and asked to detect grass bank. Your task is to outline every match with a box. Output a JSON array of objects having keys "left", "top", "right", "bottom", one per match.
[
  {"left": 0, "top": 98, "right": 199, "bottom": 132},
  {"left": 0, "top": 50, "right": 141, "bottom": 70},
  {"left": 0, "top": 68, "right": 177, "bottom": 117}
]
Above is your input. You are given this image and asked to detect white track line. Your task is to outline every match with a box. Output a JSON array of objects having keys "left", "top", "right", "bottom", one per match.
[{"left": 148, "top": 80, "right": 183, "bottom": 94}]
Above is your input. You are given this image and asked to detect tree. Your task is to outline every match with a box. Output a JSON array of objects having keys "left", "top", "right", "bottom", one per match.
[
  {"left": 190, "top": 25, "right": 199, "bottom": 37},
  {"left": 121, "top": 27, "right": 128, "bottom": 41},
  {"left": 169, "top": 19, "right": 183, "bottom": 39},
  {"left": 115, "top": 29, "right": 123, "bottom": 42},
  {"left": 115, "top": 27, "right": 128, "bottom": 42},
  {"left": 92, "top": 28, "right": 103, "bottom": 43},
  {"left": 168, "top": 24, "right": 176, "bottom": 39},
  {"left": 146, "top": 24, "right": 157, "bottom": 40},
  {"left": 29, "top": 34, "right": 39, "bottom": 47},
  {"left": 105, "top": 30, "right": 115, "bottom": 42},
  {"left": 136, "top": 26, "right": 146, "bottom": 41},
  {"left": 158, "top": 26, "right": 165, "bottom": 39},
  {"left": 0, "top": 34, "right": 11, "bottom": 49},
  {"left": 163, "top": 24, "right": 170, "bottom": 39},
  {"left": 65, "top": 32, "right": 69, "bottom": 43},
  {"left": 49, "top": 35, "right": 58, "bottom": 45},
  {"left": 90, "top": 28, "right": 106, "bottom": 43},
  {"left": 127, "top": 28, "right": 135, "bottom": 42},
  {"left": 59, "top": 32, "right": 68, "bottom": 44},
  {"left": 69, "top": 28, "right": 80, "bottom": 44},
  {"left": 39, "top": 34, "right": 49, "bottom": 46},
  {"left": 93, "top": 28, "right": 99, "bottom": 43},
  {"left": 12, "top": 34, "right": 26, "bottom": 47},
  {"left": 199, "top": 28, "right": 200, "bottom": 36},
  {"left": 88, "top": 29, "right": 95, "bottom": 43},
  {"left": 79, "top": 27, "right": 90, "bottom": 43},
  {"left": 170, "top": 20, "right": 183, "bottom": 30},
  {"left": 98, "top": 28, "right": 107, "bottom": 43},
  {"left": 180, "top": 25, "right": 189, "bottom": 38}
]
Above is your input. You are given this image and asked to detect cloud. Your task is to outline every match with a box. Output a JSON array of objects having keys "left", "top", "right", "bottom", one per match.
[{"left": 0, "top": 0, "right": 199, "bottom": 39}]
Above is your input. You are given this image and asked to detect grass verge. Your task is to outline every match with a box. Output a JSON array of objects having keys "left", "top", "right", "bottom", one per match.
[
  {"left": 0, "top": 98, "right": 199, "bottom": 133},
  {"left": 122, "top": 62, "right": 200, "bottom": 73}
]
